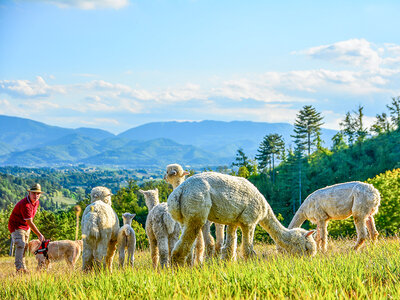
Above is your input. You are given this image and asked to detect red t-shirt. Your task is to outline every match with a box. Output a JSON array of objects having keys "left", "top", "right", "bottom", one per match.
[{"left": 8, "top": 196, "right": 40, "bottom": 233}]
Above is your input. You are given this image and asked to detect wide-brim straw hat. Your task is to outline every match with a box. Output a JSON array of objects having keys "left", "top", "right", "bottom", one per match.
[{"left": 27, "top": 183, "right": 44, "bottom": 193}]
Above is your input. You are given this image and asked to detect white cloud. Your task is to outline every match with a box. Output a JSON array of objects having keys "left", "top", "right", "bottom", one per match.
[
  {"left": 298, "top": 39, "right": 382, "bottom": 70},
  {"left": 297, "top": 39, "right": 400, "bottom": 71},
  {"left": 33, "top": 0, "right": 129, "bottom": 10},
  {"left": 0, "top": 76, "right": 65, "bottom": 98}
]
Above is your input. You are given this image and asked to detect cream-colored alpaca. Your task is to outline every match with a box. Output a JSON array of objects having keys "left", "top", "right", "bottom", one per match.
[
  {"left": 140, "top": 188, "right": 180, "bottom": 269},
  {"left": 288, "top": 181, "right": 380, "bottom": 251},
  {"left": 81, "top": 186, "right": 120, "bottom": 272},
  {"left": 28, "top": 239, "right": 83, "bottom": 270},
  {"left": 168, "top": 172, "right": 316, "bottom": 265},
  {"left": 165, "top": 164, "right": 226, "bottom": 260},
  {"left": 117, "top": 212, "right": 136, "bottom": 268}
]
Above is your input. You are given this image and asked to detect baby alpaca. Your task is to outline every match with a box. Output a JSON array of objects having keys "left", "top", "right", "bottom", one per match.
[
  {"left": 117, "top": 212, "right": 136, "bottom": 268},
  {"left": 140, "top": 188, "right": 180, "bottom": 269},
  {"left": 81, "top": 186, "right": 120, "bottom": 272},
  {"left": 168, "top": 172, "right": 316, "bottom": 266},
  {"left": 289, "top": 181, "right": 380, "bottom": 251},
  {"left": 28, "top": 239, "right": 82, "bottom": 270}
]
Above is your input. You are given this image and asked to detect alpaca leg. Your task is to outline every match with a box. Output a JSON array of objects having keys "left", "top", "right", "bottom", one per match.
[
  {"left": 202, "top": 221, "right": 215, "bottom": 259},
  {"left": 318, "top": 220, "right": 329, "bottom": 252},
  {"left": 168, "top": 225, "right": 180, "bottom": 260},
  {"left": 118, "top": 246, "right": 125, "bottom": 268},
  {"left": 149, "top": 240, "right": 159, "bottom": 269},
  {"left": 221, "top": 225, "right": 238, "bottom": 261},
  {"left": 82, "top": 243, "right": 94, "bottom": 272},
  {"left": 354, "top": 216, "right": 368, "bottom": 250},
  {"left": 241, "top": 224, "right": 256, "bottom": 259},
  {"left": 158, "top": 236, "right": 170, "bottom": 269},
  {"left": 215, "top": 224, "right": 225, "bottom": 256},
  {"left": 194, "top": 230, "right": 205, "bottom": 264},
  {"left": 366, "top": 215, "right": 379, "bottom": 242},
  {"left": 127, "top": 235, "right": 135, "bottom": 267},
  {"left": 171, "top": 221, "right": 204, "bottom": 266},
  {"left": 315, "top": 225, "right": 322, "bottom": 250},
  {"left": 105, "top": 239, "right": 118, "bottom": 272}
]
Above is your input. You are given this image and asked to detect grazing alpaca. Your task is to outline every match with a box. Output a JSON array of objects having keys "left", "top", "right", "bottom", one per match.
[
  {"left": 168, "top": 172, "right": 316, "bottom": 265},
  {"left": 164, "top": 164, "right": 225, "bottom": 260},
  {"left": 288, "top": 181, "right": 380, "bottom": 251},
  {"left": 81, "top": 186, "right": 119, "bottom": 272},
  {"left": 117, "top": 212, "right": 136, "bottom": 268},
  {"left": 28, "top": 239, "right": 83, "bottom": 270},
  {"left": 140, "top": 188, "right": 181, "bottom": 269}
]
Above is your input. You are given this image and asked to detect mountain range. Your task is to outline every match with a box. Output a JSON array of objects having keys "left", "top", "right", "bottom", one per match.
[{"left": 0, "top": 115, "right": 337, "bottom": 169}]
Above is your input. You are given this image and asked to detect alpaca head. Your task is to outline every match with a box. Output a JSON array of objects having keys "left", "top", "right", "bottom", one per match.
[
  {"left": 164, "top": 163, "right": 189, "bottom": 189},
  {"left": 283, "top": 229, "right": 317, "bottom": 257},
  {"left": 122, "top": 212, "right": 136, "bottom": 226},
  {"left": 27, "top": 239, "right": 41, "bottom": 255},
  {"left": 90, "top": 186, "right": 112, "bottom": 205},
  {"left": 139, "top": 188, "right": 159, "bottom": 210}
]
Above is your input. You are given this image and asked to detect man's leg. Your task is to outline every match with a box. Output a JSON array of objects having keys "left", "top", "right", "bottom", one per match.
[{"left": 11, "top": 229, "right": 29, "bottom": 272}]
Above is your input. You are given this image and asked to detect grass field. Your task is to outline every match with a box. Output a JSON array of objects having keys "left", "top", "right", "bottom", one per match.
[{"left": 1, "top": 238, "right": 399, "bottom": 299}]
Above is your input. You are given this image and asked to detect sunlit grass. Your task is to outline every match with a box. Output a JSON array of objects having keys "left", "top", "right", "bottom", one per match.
[{"left": 1, "top": 238, "right": 399, "bottom": 299}]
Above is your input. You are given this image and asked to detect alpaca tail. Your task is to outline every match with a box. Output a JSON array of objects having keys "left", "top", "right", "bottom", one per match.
[
  {"left": 163, "top": 212, "right": 177, "bottom": 235},
  {"left": 167, "top": 187, "right": 184, "bottom": 223}
]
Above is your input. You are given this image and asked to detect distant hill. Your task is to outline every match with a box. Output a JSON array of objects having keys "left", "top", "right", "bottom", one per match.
[
  {"left": 118, "top": 120, "right": 337, "bottom": 156},
  {"left": 0, "top": 115, "right": 337, "bottom": 168},
  {"left": 0, "top": 115, "right": 114, "bottom": 153}
]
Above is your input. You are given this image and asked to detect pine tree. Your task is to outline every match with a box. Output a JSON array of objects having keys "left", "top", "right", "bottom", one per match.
[
  {"left": 340, "top": 111, "right": 356, "bottom": 145},
  {"left": 331, "top": 131, "right": 347, "bottom": 151},
  {"left": 387, "top": 96, "right": 400, "bottom": 130},
  {"left": 353, "top": 105, "right": 368, "bottom": 143},
  {"left": 291, "top": 105, "right": 324, "bottom": 156},
  {"left": 370, "top": 112, "right": 391, "bottom": 135},
  {"left": 256, "top": 134, "right": 285, "bottom": 182},
  {"left": 232, "top": 148, "right": 256, "bottom": 175}
]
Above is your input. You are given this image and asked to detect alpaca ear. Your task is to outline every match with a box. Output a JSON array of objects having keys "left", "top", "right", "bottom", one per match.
[
  {"left": 138, "top": 189, "right": 145, "bottom": 194},
  {"left": 155, "top": 187, "right": 158, "bottom": 192},
  {"left": 183, "top": 171, "right": 190, "bottom": 176},
  {"left": 131, "top": 213, "right": 136, "bottom": 219},
  {"left": 305, "top": 230, "right": 316, "bottom": 238}
]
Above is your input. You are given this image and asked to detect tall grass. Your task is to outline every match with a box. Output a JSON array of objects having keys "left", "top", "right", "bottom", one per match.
[{"left": 1, "top": 238, "right": 399, "bottom": 299}]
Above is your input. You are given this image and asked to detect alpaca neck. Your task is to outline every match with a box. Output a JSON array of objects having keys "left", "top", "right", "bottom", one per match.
[
  {"left": 288, "top": 210, "right": 307, "bottom": 229},
  {"left": 259, "top": 209, "right": 294, "bottom": 248},
  {"left": 172, "top": 177, "right": 185, "bottom": 190},
  {"left": 145, "top": 197, "right": 159, "bottom": 211},
  {"left": 123, "top": 219, "right": 133, "bottom": 226}
]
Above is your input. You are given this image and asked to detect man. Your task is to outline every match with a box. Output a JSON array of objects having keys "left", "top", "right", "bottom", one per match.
[{"left": 8, "top": 183, "right": 45, "bottom": 273}]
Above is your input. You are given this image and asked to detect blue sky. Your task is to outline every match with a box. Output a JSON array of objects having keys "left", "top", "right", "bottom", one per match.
[{"left": 1, "top": 0, "right": 399, "bottom": 134}]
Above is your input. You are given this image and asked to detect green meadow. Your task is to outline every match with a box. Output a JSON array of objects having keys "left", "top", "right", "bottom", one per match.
[{"left": 1, "top": 238, "right": 399, "bottom": 299}]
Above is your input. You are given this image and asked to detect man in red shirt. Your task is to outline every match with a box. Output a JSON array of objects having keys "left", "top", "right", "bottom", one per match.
[{"left": 8, "top": 183, "right": 45, "bottom": 273}]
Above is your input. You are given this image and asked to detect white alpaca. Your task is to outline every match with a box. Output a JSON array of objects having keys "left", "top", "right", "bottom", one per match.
[
  {"left": 140, "top": 188, "right": 180, "bottom": 269},
  {"left": 164, "top": 164, "right": 225, "bottom": 260},
  {"left": 117, "top": 212, "right": 136, "bottom": 268},
  {"left": 168, "top": 172, "right": 316, "bottom": 265},
  {"left": 81, "top": 186, "right": 120, "bottom": 272},
  {"left": 288, "top": 181, "right": 380, "bottom": 251}
]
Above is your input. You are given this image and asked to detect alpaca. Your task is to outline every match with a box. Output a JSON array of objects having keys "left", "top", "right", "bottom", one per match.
[
  {"left": 288, "top": 181, "right": 380, "bottom": 251},
  {"left": 164, "top": 164, "right": 226, "bottom": 260},
  {"left": 168, "top": 172, "right": 316, "bottom": 265},
  {"left": 81, "top": 186, "right": 120, "bottom": 272},
  {"left": 28, "top": 239, "right": 83, "bottom": 270},
  {"left": 117, "top": 212, "right": 136, "bottom": 268},
  {"left": 140, "top": 188, "right": 181, "bottom": 268}
]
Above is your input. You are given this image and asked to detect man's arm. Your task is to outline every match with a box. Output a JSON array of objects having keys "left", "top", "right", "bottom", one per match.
[{"left": 26, "top": 219, "right": 44, "bottom": 242}]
